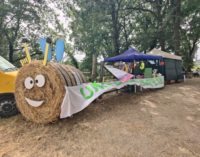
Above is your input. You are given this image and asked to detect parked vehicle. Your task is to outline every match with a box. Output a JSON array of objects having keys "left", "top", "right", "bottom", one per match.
[{"left": 0, "top": 56, "right": 18, "bottom": 117}]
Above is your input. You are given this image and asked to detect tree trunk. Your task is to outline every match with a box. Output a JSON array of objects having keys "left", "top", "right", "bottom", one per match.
[
  {"left": 123, "top": 17, "right": 129, "bottom": 50},
  {"left": 99, "top": 61, "right": 105, "bottom": 82},
  {"left": 186, "top": 39, "right": 198, "bottom": 71},
  {"left": 9, "top": 43, "right": 14, "bottom": 63},
  {"left": 149, "top": 39, "right": 157, "bottom": 50},
  {"left": 111, "top": 2, "right": 120, "bottom": 55},
  {"left": 160, "top": 31, "right": 166, "bottom": 51},
  {"left": 156, "top": 0, "right": 166, "bottom": 51},
  {"left": 172, "top": 0, "right": 181, "bottom": 55},
  {"left": 91, "top": 53, "right": 97, "bottom": 81}
]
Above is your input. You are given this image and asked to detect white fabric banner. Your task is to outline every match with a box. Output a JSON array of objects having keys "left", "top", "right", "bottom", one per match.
[
  {"left": 60, "top": 76, "right": 164, "bottom": 118},
  {"left": 105, "top": 65, "right": 129, "bottom": 79},
  {"left": 105, "top": 65, "right": 133, "bottom": 82}
]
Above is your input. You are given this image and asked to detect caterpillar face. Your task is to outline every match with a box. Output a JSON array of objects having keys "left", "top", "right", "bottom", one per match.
[
  {"left": 24, "top": 74, "right": 46, "bottom": 107},
  {"left": 15, "top": 61, "right": 65, "bottom": 124}
]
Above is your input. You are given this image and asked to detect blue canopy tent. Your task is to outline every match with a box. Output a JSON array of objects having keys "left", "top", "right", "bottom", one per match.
[
  {"left": 99, "top": 48, "right": 163, "bottom": 81},
  {"left": 104, "top": 48, "right": 162, "bottom": 62}
]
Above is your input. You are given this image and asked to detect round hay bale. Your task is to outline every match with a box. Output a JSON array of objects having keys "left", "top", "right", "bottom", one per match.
[{"left": 15, "top": 61, "right": 86, "bottom": 124}]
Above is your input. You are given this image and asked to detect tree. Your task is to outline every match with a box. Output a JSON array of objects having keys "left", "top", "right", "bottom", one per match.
[
  {"left": 0, "top": 0, "right": 42, "bottom": 62},
  {"left": 70, "top": 0, "right": 114, "bottom": 80},
  {"left": 180, "top": 0, "right": 200, "bottom": 70},
  {"left": 0, "top": 0, "right": 69, "bottom": 63},
  {"left": 59, "top": 0, "right": 200, "bottom": 73}
]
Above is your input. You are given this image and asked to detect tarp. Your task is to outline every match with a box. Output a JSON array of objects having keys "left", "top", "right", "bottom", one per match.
[
  {"left": 148, "top": 48, "right": 182, "bottom": 60},
  {"left": 104, "top": 48, "right": 162, "bottom": 62}
]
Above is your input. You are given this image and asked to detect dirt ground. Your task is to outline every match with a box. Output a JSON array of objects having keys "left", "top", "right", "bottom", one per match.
[{"left": 0, "top": 78, "right": 200, "bottom": 157}]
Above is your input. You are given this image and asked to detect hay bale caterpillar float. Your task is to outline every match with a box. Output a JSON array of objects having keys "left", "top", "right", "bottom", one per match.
[
  {"left": 15, "top": 61, "right": 86, "bottom": 124},
  {"left": 15, "top": 38, "right": 165, "bottom": 124},
  {"left": 15, "top": 38, "right": 87, "bottom": 124}
]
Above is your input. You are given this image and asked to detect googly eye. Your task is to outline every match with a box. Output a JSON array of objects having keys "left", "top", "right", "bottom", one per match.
[
  {"left": 24, "top": 77, "right": 34, "bottom": 89},
  {"left": 35, "top": 74, "right": 45, "bottom": 88}
]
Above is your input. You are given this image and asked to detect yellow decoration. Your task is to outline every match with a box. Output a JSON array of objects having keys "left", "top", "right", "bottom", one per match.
[
  {"left": 20, "top": 57, "right": 29, "bottom": 66},
  {"left": 123, "top": 64, "right": 129, "bottom": 72},
  {"left": 140, "top": 61, "right": 145, "bottom": 70},
  {"left": 43, "top": 43, "right": 49, "bottom": 65},
  {"left": 23, "top": 43, "right": 31, "bottom": 63}
]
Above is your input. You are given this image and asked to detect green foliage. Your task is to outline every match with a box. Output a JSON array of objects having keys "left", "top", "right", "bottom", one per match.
[
  {"left": 0, "top": 0, "right": 42, "bottom": 61},
  {"left": 63, "top": 43, "right": 79, "bottom": 68},
  {"left": 69, "top": 0, "right": 200, "bottom": 73},
  {"left": 180, "top": 0, "right": 200, "bottom": 70},
  {"left": 0, "top": 0, "right": 65, "bottom": 63}
]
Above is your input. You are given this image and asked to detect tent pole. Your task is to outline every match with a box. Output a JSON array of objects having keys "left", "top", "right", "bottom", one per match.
[
  {"left": 133, "top": 60, "right": 136, "bottom": 93},
  {"left": 133, "top": 60, "right": 135, "bottom": 77}
]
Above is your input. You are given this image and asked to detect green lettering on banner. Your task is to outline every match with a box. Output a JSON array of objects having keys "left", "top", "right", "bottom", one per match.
[
  {"left": 128, "top": 79, "right": 135, "bottom": 83},
  {"left": 143, "top": 80, "right": 150, "bottom": 86},
  {"left": 79, "top": 77, "right": 163, "bottom": 100},
  {"left": 102, "top": 82, "right": 120, "bottom": 88},
  {"left": 157, "top": 77, "right": 163, "bottom": 84},
  {"left": 113, "top": 81, "right": 122, "bottom": 86},
  {"left": 102, "top": 83, "right": 112, "bottom": 88},
  {"left": 103, "top": 82, "right": 115, "bottom": 86},
  {"left": 91, "top": 82, "right": 105, "bottom": 92},
  {"left": 80, "top": 86, "right": 94, "bottom": 100}
]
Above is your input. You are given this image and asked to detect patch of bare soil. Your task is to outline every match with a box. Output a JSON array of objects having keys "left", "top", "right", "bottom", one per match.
[{"left": 0, "top": 78, "right": 200, "bottom": 157}]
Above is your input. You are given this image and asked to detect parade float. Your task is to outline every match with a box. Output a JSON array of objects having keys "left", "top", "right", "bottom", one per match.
[{"left": 15, "top": 41, "right": 165, "bottom": 124}]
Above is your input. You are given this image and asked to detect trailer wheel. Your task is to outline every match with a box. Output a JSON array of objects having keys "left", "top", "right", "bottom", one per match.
[{"left": 0, "top": 95, "right": 18, "bottom": 117}]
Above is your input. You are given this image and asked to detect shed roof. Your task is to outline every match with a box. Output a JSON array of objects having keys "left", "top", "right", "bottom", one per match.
[{"left": 148, "top": 48, "right": 182, "bottom": 60}]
